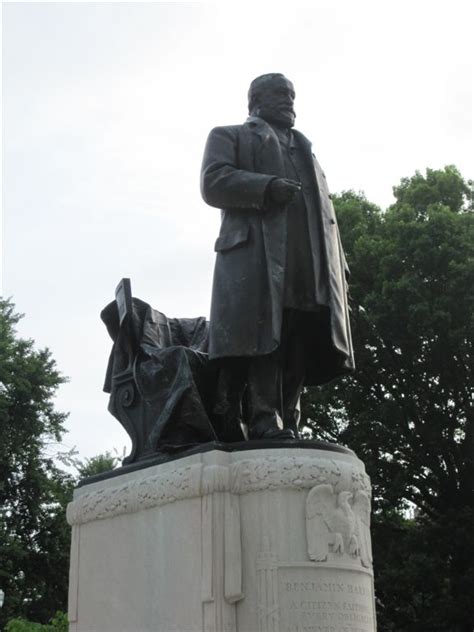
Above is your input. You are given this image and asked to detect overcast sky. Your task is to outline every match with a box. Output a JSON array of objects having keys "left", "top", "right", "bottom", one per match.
[{"left": 2, "top": 1, "right": 473, "bottom": 462}]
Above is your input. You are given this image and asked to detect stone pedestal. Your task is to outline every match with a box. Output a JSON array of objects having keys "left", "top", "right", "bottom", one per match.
[{"left": 67, "top": 444, "right": 376, "bottom": 631}]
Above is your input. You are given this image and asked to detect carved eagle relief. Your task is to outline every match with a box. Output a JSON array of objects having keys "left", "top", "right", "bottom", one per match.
[{"left": 305, "top": 484, "right": 372, "bottom": 568}]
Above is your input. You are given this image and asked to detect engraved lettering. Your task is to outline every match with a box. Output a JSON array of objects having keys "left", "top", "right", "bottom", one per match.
[
  {"left": 285, "top": 581, "right": 346, "bottom": 593},
  {"left": 279, "top": 568, "right": 374, "bottom": 632},
  {"left": 346, "top": 584, "right": 366, "bottom": 596}
]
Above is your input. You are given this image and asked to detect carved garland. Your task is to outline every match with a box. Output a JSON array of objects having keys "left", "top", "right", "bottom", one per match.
[{"left": 67, "top": 456, "right": 371, "bottom": 526}]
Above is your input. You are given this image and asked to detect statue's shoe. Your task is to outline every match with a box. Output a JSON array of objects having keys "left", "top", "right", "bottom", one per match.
[{"left": 254, "top": 427, "right": 297, "bottom": 441}]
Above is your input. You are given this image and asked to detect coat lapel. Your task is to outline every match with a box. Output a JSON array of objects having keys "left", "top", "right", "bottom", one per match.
[
  {"left": 291, "top": 129, "right": 313, "bottom": 162},
  {"left": 244, "top": 116, "right": 286, "bottom": 178}
]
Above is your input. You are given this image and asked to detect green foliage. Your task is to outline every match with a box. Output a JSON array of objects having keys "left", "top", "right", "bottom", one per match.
[
  {"left": 76, "top": 451, "right": 119, "bottom": 479},
  {"left": 5, "top": 619, "right": 45, "bottom": 632},
  {"left": 0, "top": 299, "right": 73, "bottom": 628},
  {"left": 5, "top": 611, "right": 68, "bottom": 632},
  {"left": 0, "top": 299, "right": 121, "bottom": 625},
  {"left": 49, "top": 612, "right": 68, "bottom": 631},
  {"left": 392, "top": 165, "right": 472, "bottom": 217},
  {"left": 302, "top": 166, "right": 473, "bottom": 631}
]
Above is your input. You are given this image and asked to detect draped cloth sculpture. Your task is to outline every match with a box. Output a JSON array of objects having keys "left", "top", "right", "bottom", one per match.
[{"left": 101, "top": 279, "right": 244, "bottom": 463}]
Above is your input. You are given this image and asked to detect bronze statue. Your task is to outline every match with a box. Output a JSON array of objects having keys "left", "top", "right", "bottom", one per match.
[
  {"left": 101, "top": 74, "right": 355, "bottom": 464},
  {"left": 201, "top": 73, "right": 354, "bottom": 441}
]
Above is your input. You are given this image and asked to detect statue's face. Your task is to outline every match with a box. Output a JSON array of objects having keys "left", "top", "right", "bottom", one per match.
[{"left": 255, "top": 76, "right": 296, "bottom": 128}]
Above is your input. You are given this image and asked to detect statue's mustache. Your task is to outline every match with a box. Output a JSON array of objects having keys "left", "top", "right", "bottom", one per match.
[{"left": 259, "top": 104, "right": 296, "bottom": 117}]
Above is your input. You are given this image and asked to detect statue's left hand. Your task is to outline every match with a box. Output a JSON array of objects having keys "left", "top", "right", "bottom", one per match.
[{"left": 268, "top": 178, "right": 302, "bottom": 205}]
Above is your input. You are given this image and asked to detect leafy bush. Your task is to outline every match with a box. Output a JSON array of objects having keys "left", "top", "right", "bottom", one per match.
[{"left": 5, "top": 611, "right": 68, "bottom": 632}]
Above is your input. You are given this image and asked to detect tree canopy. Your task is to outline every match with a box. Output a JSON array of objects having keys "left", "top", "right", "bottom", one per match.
[
  {"left": 302, "top": 166, "right": 473, "bottom": 631},
  {"left": 75, "top": 451, "right": 120, "bottom": 480},
  {"left": 0, "top": 297, "right": 120, "bottom": 628},
  {"left": 0, "top": 299, "right": 73, "bottom": 627}
]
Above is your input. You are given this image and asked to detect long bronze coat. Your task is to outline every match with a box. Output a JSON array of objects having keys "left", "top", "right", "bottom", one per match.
[{"left": 201, "top": 116, "right": 354, "bottom": 385}]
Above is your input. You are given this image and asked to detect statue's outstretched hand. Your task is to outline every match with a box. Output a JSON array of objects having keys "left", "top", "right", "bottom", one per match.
[{"left": 269, "top": 178, "right": 302, "bottom": 204}]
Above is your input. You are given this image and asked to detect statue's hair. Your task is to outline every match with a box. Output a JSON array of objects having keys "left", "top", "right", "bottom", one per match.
[{"left": 248, "top": 73, "right": 287, "bottom": 113}]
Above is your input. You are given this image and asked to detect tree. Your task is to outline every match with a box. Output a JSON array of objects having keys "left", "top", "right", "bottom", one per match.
[
  {"left": 75, "top": 451, "right": 120, "bottom": 479},
  {"left": 0, "top": 295, "right": 120, "bottom": 628},
  {"left": 0, "top": 299, "right": 73, "bottom": 628},
  {"left": 302, "top": 166, "right": 473, "bottom": 631}
]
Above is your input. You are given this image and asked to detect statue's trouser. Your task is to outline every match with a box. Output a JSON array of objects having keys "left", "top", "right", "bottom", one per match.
[
  {"left": 246, "top": 345, "right": 304, "bottom": 437},
  {"left": 67, "top": 445, "right": 377, "bottom": 632},
  {"left": 244, "top": 309, "right": 326, "bottom": 438}
]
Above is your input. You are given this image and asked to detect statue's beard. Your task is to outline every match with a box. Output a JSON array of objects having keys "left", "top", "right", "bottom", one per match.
[{"left": 255, "top": 105, "right": 296, "bottom": 128}]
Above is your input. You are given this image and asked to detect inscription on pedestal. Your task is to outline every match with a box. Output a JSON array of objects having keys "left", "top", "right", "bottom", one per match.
[{"left": 278, "top": 566, "right": 375, "bottom": 632}]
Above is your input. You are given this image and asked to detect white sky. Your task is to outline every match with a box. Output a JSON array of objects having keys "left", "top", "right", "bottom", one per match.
[{"left": 2, "top": 1, "right": 473, "bottom": 461}]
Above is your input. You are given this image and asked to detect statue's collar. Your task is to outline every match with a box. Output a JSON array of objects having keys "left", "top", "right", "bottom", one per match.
[
  {"left": 245, "top": 116, "right": 312, "bottom": 151},
  {"left": 245, "top": 115, "right": 289, "bottom": 131},
  {"left": 246, "top": 115, "right": 266, "bottom": 126}
]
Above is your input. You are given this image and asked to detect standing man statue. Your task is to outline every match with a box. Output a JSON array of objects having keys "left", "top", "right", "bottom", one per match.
[{"left": 201, "top": 73, "right": 354, "bottom": 441}]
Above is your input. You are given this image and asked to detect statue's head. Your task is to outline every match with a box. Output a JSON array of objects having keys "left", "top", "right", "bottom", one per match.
[{"left": 248, "top": 73, "right": 296, "bottom": 128}]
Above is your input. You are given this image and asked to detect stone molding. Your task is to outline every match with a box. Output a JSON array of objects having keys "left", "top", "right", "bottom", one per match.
[{"left": 67, "top": 455, "right": 371, "bottom": 527}]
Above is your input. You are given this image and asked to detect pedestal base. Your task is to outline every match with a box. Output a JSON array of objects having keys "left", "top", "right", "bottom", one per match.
[{"left": 67, "top": 444, "right": 376, "bottom": 631}]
